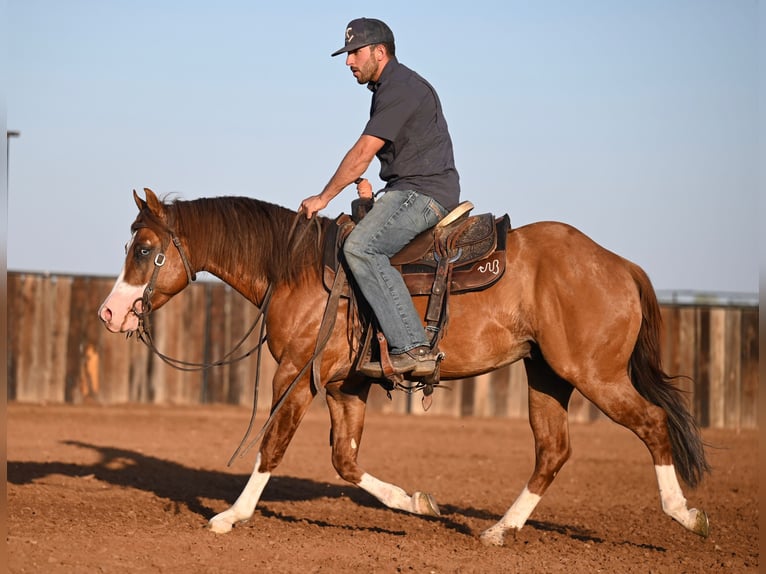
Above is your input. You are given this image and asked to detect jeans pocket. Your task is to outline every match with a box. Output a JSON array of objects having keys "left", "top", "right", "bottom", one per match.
[{"left": 423, "top": 198, "right": 448, "bottom": 227}]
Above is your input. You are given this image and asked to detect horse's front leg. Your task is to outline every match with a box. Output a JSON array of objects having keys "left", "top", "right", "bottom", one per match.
[
  {"left": 209, "top": 452, "right": 271, "bottom": 533},
  {"left": 326, "top": 379, "right": 440, "bottom": 517},
  {"left": 209, "top": 369, "right": 315, "bottom": 533}
]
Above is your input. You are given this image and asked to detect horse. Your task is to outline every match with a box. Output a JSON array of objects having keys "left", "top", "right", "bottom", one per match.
[{"left": 98, "top": 188, "right": 710, "bottom": 545}]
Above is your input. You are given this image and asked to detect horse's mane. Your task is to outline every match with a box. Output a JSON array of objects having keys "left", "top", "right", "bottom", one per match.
[{"left": 167, "top": 196, "right": 325, "bottom": 285}]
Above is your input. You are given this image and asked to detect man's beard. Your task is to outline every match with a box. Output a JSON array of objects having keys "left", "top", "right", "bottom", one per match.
[{"left": 355, "top": 57, "right": 379, "bottom": 85}]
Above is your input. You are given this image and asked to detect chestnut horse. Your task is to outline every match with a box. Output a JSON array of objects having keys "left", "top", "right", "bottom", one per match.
[{"left": 98, "top": 188, "right": 709, "bottom": 545}]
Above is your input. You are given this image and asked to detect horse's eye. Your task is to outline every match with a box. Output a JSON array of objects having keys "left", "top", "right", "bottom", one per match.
[{"left": 135, "top": 244, "right": 152, "bottom": 258}]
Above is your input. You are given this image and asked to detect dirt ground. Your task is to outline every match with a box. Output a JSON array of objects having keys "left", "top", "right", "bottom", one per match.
[{"left": 6, "top": 401, "right": 758, "bottom": 573}]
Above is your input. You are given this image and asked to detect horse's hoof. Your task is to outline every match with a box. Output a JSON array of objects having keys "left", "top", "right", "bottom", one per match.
[
  {"left": 413, "top": 491, "right": 440, "bottom": 516},
  {"left": 690, "top": 508, "right": 709, "bottom": 538},
  {"left": 480, "top": 527, "right": 505, "bottom": 547},
  {"left": 208, "top": 518, "right": 234, "bottom": 534}
]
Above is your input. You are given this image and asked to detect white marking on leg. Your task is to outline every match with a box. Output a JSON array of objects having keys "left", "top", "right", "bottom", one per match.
[
  {"left": 358, "top": 473, "right": 417, "bottom": 513},
  {"left": 350, "top": 438, "right": 357, "bottom": 450},
  {"left": 209, "top": 454, "right": 270, "bottom": 534},
  {"left": 655, "top": 465, "right": 698, "bottom": 529},
  {"left": 481, "top": 486, "right": 541, "bottom": 546}
]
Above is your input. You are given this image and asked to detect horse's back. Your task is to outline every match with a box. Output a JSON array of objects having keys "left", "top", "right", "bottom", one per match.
[{"left": 506, "top": 220, "right": 640, "bottom": 289}]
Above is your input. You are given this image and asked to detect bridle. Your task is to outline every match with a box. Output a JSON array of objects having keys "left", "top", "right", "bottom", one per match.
[
  {"left": 129, "top": 213, "right": 271, "bottom": 373},
  {"left": 132, "top": 216, "right": 196, "bottom": 320}
]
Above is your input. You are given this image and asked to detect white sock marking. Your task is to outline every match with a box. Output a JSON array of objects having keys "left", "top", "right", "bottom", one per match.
[{"left": 209, "top": 454, "right": 271, "bottom": 533}]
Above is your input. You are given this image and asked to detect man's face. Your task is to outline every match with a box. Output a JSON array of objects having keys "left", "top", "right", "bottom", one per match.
[{"left": 346, "top": 45, "right": 380, "bottom": 85}]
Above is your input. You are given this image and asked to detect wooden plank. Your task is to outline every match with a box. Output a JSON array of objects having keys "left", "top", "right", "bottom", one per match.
[
  {"left": 147, "top": 306, "right": 169, "bottom": 403},
  {"left": 367, "top": 384, "right": 405, "bottom": 415},
  {"left": 233, "top": 296, "right": 259, "bottom": 408},
  {"left": 707, "top": 308, "right": 726, "bottom": 428},
  {"left": 7, "top": 273, "right": 27, "bottom": 401},
  {"left": 149, "top": 286, "right": 197, "bottom": 404},
  {"left": 488, "top": 367, "right": 510, "bottom": 418},
  {"left": 695, "top": 308, "right": 710, "bottom": 427},
  {"left": 739, "top": 308, "right": 759, "bottom": 429},
  {"left": 460, "top": 377, "right": 475, "bottom": 417},
  {"left": 128, "top": 335, "right": 151, "bottom": 402},
  {"left": 676, "top": 306, "right": 698, "bottom": 385},
  {"left": 569, "top": 391, "right": 599, "bottom": 423},
  {"left": 65, "top": 276, "right": 91, "bottom": 403},
  {"left": 48, "top": 276, "right": 72, "bottom": 402},
  {"left": 181, "top": 283, "right": 207, "bottom": 403},
  {"left": 36, "top": 275, "right": 54, "bottom": 400},
  {"left": 223, "top": 286, "right": 263, "bottom": 406},
  {"left": 33, "top": 275, "right": 52, "bottom": 401},
  {"left": 18, "top": 275, "right": 49, "bottom": 402},
  {"left": 506, "top": 361, "right": 529, "bottom": 420},
  {"left": 223, "top": 286, "right": 242, "bottom": 404},
  {"left": 723, "top": 310, "right": 742, "bottom": 430},
  {"left": 660, "top": 305, "right": 679, "bottom": 375},
  {"left": 7, "top": 273, "right": 21, "bottom": 401},
  {"left": 472, "top": 375, "right": 491, "bottom": 418},
  {"left": 94, "top": 277, "right": 131, "bottom": 404},
  {"left": 205, "top": 283, "right": 227, "bottom": 403}
]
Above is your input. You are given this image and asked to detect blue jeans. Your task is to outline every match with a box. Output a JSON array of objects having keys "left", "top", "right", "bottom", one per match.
[{"left": 343, "top": 189, "right": 448, "bottom": 355}]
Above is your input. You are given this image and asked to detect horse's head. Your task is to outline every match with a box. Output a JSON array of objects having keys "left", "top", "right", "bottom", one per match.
[{"left": 98, "top": 188, "right": 196, "bottom": 333}]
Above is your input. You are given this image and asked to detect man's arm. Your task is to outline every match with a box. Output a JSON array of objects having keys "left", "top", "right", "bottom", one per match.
[{"left": 300, "top": 134, "right": 385, "bottom": 218}]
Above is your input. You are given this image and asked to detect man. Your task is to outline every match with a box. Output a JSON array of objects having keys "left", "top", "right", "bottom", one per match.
[{"left": 300, "top": 17, "right": 461, "bottom": 377}]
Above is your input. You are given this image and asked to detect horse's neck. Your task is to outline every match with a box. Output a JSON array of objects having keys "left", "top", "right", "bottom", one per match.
[{"left": 176, "top": 197, "right": 317, "bottom": 306}]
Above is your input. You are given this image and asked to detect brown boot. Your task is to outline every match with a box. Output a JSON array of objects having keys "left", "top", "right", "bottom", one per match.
[{"left": 389, "top": 346, "right": 437, "bottom": 377}]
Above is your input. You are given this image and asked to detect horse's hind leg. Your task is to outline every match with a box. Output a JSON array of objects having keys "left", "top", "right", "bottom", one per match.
[
  {"left": 208, "top": 371, "right": 315, "bottom": 534},
  {"left": 325, "top": 379, "right": 440, "bottom": 516},
  {"left": 481, "top": 357, "right": 574, "bottom": 546},
  {"left": 575, "top": 374, "right": 709, "bottom": 537}
]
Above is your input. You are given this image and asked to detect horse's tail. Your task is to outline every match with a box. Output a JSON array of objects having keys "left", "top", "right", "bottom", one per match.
[{"left": 627, "top": 263, "right": 710, "bottom": 488}]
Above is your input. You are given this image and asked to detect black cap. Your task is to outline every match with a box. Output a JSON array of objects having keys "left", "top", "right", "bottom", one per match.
[{"left": 331, "top": 18, "right": 394, "bottom": 57}]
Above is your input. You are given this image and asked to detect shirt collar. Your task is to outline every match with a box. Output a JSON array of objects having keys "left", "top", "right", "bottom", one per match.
[{"left": 367, "top": 57, "right": 398, "bottom": 92}]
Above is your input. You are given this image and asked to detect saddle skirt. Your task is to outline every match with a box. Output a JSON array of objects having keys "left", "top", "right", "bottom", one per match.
[{"left": 322, "top": 209, "right": 510, "bottom": 297}]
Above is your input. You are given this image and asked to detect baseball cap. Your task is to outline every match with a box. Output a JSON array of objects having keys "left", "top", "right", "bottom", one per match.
[{"left": 331, "top": 18, "right": 395, "bottom": 57}]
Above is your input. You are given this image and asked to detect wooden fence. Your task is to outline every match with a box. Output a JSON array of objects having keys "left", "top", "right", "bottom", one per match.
[{"left": 7, "top": 272, "right": 759, "bottom": 429}]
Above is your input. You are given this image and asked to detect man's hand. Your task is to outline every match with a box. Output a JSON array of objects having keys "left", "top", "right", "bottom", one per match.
[
  {"left": 299, "top": 194, "right": 329, "bottom": 219},
  {"left": 356, "top": 178, "right": 373, "bottom": 199}
]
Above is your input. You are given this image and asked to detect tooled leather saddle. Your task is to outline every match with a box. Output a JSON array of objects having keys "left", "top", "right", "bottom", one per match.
[
  {"left": 322, "top": 203, "right": 509, "bottom": 299},
  {"left": 320, "top": 201, "right": 510, "bottom": 378}
]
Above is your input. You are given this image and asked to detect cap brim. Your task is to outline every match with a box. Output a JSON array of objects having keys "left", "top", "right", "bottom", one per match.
[{"left": 330, "top": 41, "right": 372, "bottom": 57}]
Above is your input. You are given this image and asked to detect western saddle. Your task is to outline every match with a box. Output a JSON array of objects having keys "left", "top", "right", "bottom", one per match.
[{"left": 320, "top": 199, "right": 510, "bottom": 406}]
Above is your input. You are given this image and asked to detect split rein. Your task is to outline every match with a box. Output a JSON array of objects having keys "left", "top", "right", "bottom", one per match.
[{"left": 129, "top": 211, "right": 325, "bottom": 466}]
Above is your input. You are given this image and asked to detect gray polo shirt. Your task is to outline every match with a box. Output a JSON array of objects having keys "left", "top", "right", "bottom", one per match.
[{"left": 363, "top": 58, "right": 461, "bottom": 211}]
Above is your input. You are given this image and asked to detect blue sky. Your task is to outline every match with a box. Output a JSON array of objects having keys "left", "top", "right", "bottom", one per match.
[{"left": 6, "top": 0, "right": 760, "bottom": 294}]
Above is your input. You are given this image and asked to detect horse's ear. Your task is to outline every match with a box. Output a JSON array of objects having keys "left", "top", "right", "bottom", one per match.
[
  {"left": 141, "top": 187, "right": 165, "bottom": 216},
  {"left": 133, "top": 189, "right": 147, "bottom": 211}
]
